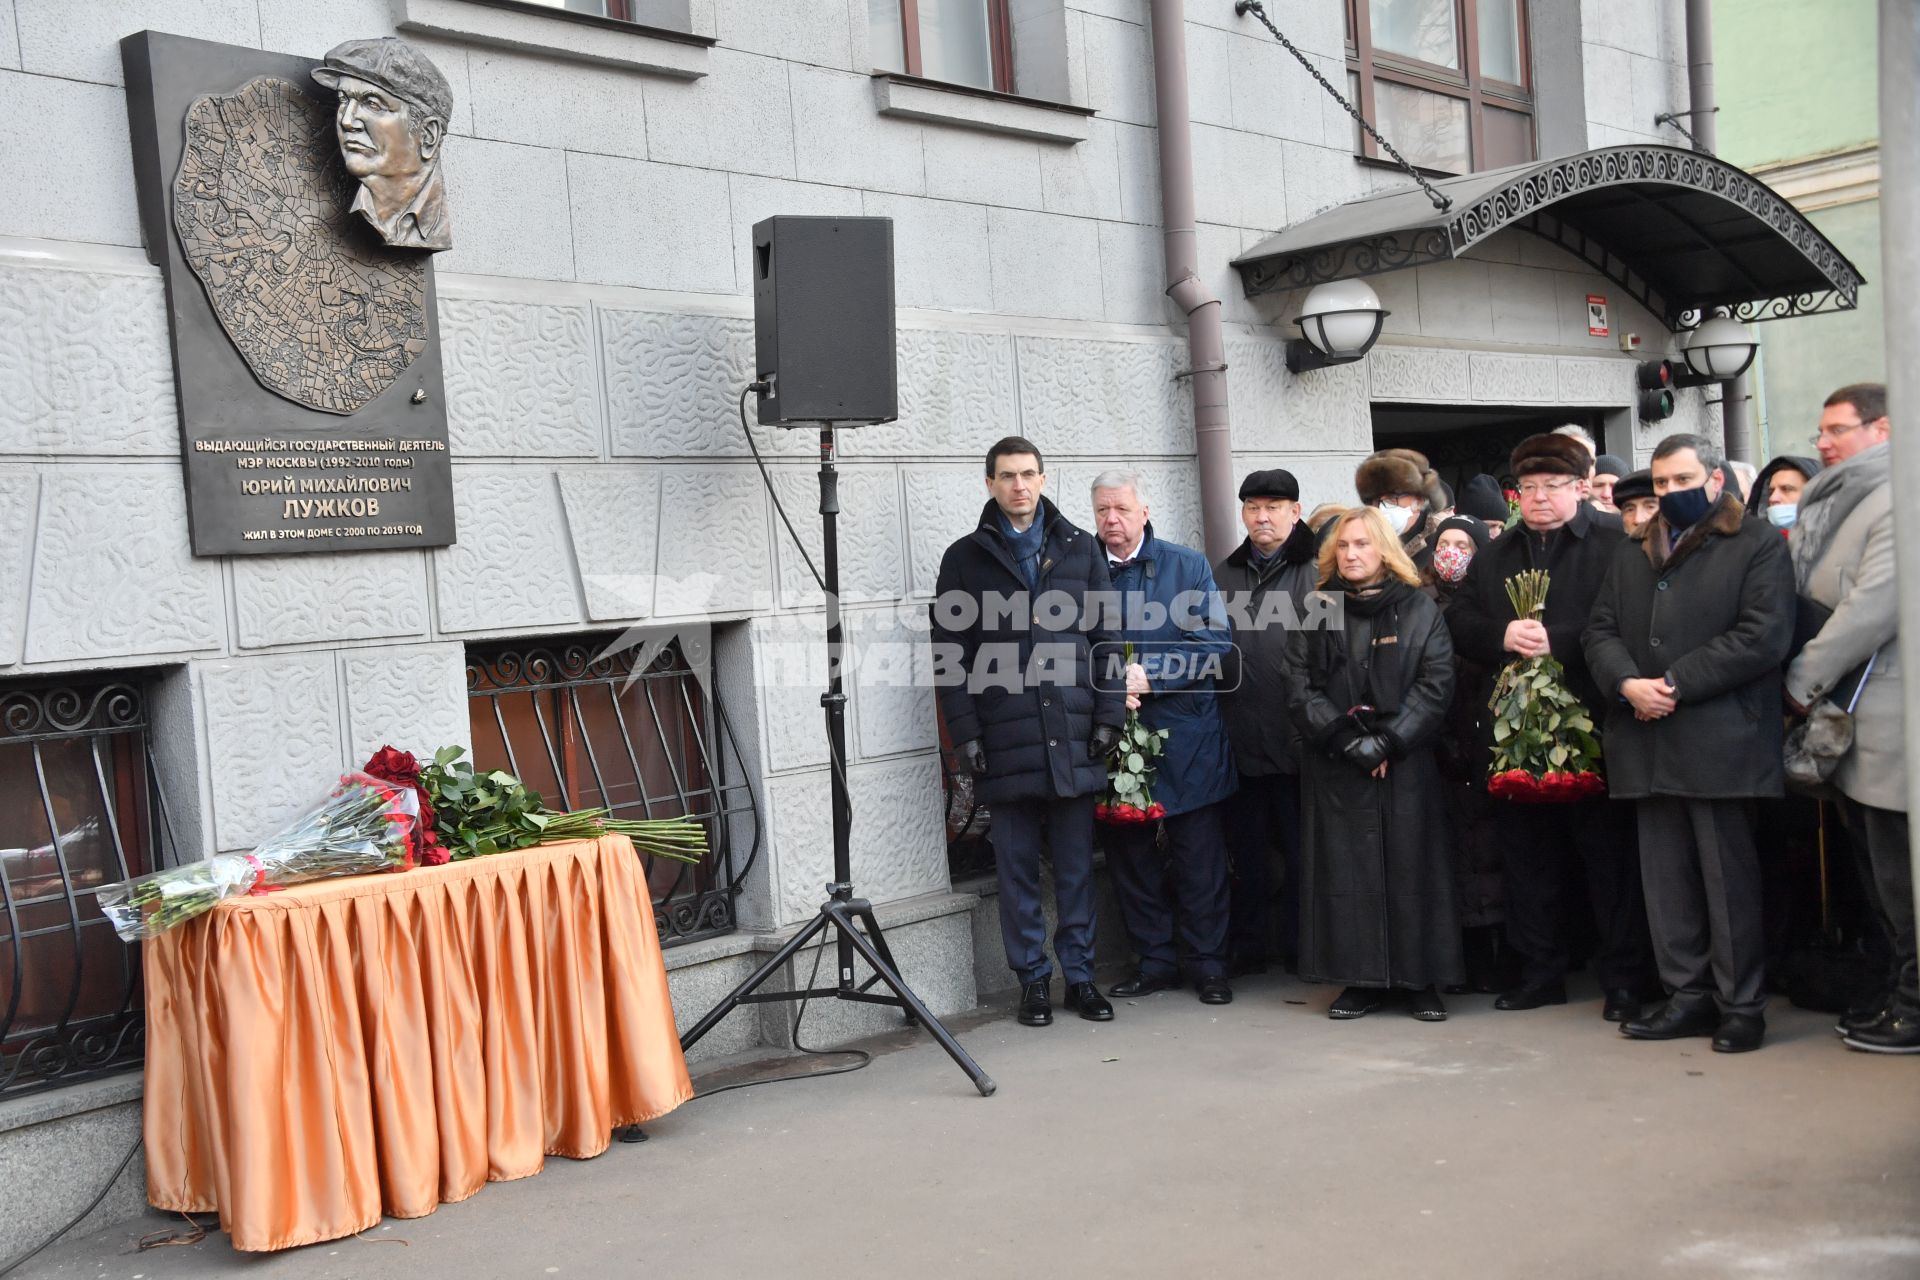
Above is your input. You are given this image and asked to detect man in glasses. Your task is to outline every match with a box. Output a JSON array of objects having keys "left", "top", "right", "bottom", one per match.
[
  {"left": 1789, "top": 384, "right": 1913, "bottom": 1053},
  {"left": 1447, "top": 432, "right": 1659, "bottom": 1021}
]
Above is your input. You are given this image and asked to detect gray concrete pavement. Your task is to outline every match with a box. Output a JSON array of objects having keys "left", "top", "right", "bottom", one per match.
[{"left": 15, "top": 973, "right": 1920, "bottom": 1280}]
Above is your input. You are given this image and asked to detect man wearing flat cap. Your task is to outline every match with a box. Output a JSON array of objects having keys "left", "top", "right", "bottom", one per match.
[
  {"left": 1214, "top": 469, "right": 1319, "bottom": 974},
  {"left": 1612, "top": 470, "right": 1658, "bottom": 537},
  {"left": 1446, "top": 433, "right": 1659, "bottom": 1021},
  {"left": 312, "top": 37, "right": 454, "bottom": 252}
]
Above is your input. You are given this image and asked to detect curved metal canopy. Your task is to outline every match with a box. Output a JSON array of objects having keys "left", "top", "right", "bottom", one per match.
[{"left": 1233, "top": 145, "right": 1863, "bottom": 329}]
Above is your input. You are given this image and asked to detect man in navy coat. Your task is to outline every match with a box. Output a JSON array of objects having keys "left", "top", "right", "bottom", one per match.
[
  {"left": 1089, "top": 470, "right": 1240, "bottom": 1004},
  {"left": 931, "top": 437, "right": 1126, "bottom": 1027}
]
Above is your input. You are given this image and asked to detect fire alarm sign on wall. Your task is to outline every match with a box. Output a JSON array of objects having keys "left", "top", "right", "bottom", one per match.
[{"left": 1587, "top": 294, "right": 1610, "bottom": 337}]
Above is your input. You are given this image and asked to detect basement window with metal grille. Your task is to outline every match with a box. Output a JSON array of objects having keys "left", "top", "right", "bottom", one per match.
[
  {"left": 1, "top": 675, "right": 177, "bottom": 1098},
  {"left": 465, "top": 634, "right": 757, "bottom": 946}
]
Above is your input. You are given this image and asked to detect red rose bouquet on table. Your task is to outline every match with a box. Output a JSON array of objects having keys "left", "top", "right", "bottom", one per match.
[
  {"left": 364, "top": 745, "right": 450, "bottom": 866},
  {"left": 1486, "top": 569, "right": 1606, "bottom": 804},
  {"left": 97, "top": 772, "right": 420, "bottom": 941}
]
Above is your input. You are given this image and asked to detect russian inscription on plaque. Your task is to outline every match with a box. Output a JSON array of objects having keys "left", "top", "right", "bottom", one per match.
[{"left": 122, "top": 30, "right": 456, "bottom": 557}]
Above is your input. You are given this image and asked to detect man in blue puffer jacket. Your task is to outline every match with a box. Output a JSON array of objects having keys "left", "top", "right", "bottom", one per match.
[
  {"left": 931, "top": 437, "right": 1127, "bottom": 1029},
  {"left": 1088, "top": 470, "right": 1240, "bottom": 1005}
]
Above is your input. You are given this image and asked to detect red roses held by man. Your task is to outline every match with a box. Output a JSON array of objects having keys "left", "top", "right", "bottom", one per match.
[
  {"left": 1095, "top": 801, "right": 1167, "bottom": 824},
  {"left": 1488, "top": 768, "right": 1607, "bottom": 803}
]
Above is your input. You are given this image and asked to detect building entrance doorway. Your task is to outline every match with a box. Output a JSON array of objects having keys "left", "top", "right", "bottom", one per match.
[{"left": 1372, "top": 405, "right": 1613, "bottom": 500}]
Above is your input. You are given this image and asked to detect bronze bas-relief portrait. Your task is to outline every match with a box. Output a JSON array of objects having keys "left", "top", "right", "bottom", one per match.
[{"left": 311, "top": 37, "right": 453, "bottom": 252}]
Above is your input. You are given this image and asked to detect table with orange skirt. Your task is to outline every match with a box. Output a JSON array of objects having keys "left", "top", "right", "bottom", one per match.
[{"left": 140, "top": 834, "right": 695, "bottom": 1252}]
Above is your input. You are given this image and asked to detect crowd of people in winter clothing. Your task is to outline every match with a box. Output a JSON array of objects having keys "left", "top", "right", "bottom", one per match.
[{"left": 932, "top": 382, "right": 1909, "bottom": 1055}]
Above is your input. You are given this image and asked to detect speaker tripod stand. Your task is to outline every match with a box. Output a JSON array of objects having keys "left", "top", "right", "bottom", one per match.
[{"left": 678, "top": 425, "right": 995, "bottom": 1097}]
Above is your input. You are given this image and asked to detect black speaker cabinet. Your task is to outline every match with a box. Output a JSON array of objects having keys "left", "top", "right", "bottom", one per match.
[{"left": 752, "top": 216, "right": 898, "bottom": 427}]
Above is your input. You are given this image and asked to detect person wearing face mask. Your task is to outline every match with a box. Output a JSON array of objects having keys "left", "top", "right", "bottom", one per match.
[
  {"left": 1446, "top": 434, "right": 1659, "bottom": 1021},
  {"left": 1428, "top": 516, "right": 1489, "bottom": 603},
  {"left": 1280, "top": 507, "right": 1462, "bottom": 1020},
  {"left": 1584, "top": 432, "right": 1796, "bottom": 1053},
  {"left": 1748, "top": 454, "right": 1822, "bottom": 534},
  {"left": 1354, "top": 448, "right": 1450, "bottom": 573}
]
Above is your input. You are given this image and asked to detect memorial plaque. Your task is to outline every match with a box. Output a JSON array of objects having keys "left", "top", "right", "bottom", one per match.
[{"left": 122, "top": 31, "right": 456, "bottom": 556}]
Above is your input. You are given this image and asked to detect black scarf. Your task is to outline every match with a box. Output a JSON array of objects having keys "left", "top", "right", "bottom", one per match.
[{"left": 1334, "top": 576, "right": 1416, "bottom": 716}]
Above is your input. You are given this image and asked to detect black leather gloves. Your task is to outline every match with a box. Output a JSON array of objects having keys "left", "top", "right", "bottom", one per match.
[
  {"left": 1342, "top": 734, "right": 1390, "bottom": 773},
  {"left": 958, "top": 738, "right": 988, "bottom": 776},
  {"left": 1090, "top": 722, "right": 1121, "bottom": 760}
]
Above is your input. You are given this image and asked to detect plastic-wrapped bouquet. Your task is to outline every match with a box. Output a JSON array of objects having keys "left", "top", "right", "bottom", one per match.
[{"left": 98, "top": 772, "right": 419, "bottom": 941}]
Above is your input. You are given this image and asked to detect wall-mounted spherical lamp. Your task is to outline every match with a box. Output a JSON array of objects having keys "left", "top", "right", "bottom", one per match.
[
  {"left": 1679, "top": 315, "right": 1759, "bottom": 381},
  {"left": 1286, "top": 279, "right": 1389, "bottom": 374}
]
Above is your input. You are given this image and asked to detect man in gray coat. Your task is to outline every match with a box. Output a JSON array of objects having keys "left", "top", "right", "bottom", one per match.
[{"left": 1788, "top": 383, "right": 1913, "bottom": 1053}]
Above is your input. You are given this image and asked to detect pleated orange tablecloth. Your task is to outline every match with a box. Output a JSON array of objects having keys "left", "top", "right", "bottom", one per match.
[{"left": 141, "top": 834, "right": 694, "bottom": 1252}]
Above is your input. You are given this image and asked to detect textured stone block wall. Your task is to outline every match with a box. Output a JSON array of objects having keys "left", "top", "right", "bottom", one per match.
[{"left": 0, "top": 0, "right": 1708, "bottom": 885}]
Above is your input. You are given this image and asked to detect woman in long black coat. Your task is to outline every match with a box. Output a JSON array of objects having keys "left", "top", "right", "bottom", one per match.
[{"left": 1281, "top": 506, "right": 1464, "bottom": 1020}]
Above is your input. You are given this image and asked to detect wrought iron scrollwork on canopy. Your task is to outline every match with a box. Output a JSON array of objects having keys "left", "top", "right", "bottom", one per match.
[
  {"left": 1238, "top": 228, "right": 1454, "bottom": 297},
  {"left": 1238, "top": 145, "right": 1863, "bottom": 327},
  {"left": 1673, "top": 291, "right": 1854, "bottom": 328}
]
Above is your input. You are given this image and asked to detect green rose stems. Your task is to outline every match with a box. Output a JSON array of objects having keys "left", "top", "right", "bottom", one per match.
[
  {"left": 1098, "top": 642, "right": 1172, "bottom": 824},
  {"left": 1487, "top": 570, "right": 1606, "bottom": 802},
  {"left": 417, "top": 746, "right": 706, "bottom": 864}
]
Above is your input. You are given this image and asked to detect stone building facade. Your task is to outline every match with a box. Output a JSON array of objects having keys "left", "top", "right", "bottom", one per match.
[{"left": 0, "top": 0, "right": 1729, "bottom": 1251}]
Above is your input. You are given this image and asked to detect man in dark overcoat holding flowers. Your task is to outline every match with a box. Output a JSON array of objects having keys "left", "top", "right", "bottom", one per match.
[{"left": 1447, "top": 432, "right": 1658, "bottom": 1021}]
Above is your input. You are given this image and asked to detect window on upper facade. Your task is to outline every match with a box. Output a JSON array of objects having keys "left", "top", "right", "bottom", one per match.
[
  {"left": 1345, "top": 0, "right": 1535, "bottom": 175},
  {"left": 870, "top": 0, "right": 1018, "bottom": 95},
  {"left": 499, "top": 0, "right": 694, "bottom": 31}
]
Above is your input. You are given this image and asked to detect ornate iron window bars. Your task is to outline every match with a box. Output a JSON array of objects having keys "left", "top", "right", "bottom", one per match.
[
  {"left": 1, "top": 679, "right": 175, "bottom": 1098},
  {"left": 465, "top": 636, "right": 758, "bottom": 946}
]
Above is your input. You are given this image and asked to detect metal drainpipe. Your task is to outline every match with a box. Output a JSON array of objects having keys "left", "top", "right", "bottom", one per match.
[
  {"left": 1684, "top": 0, "right": 1756, "bottom": 463},
  {"left": 1149, "top": 0, "right": 1238, "bottom": 562},
  {"left": 1876, "top": 0, "right": 1920, "bottom": 922}
]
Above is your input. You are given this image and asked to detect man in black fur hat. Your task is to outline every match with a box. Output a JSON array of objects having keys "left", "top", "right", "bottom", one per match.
[
  {"left": 1446, "top": 432, "right": 1660, "bottom": 1020},
  {"left": 1355, "top": 447, "right": 1450, "bottom": 572}
]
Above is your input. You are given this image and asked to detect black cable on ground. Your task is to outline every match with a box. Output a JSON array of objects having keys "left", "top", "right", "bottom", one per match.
[
  {"left": 663, "top": 390, "right": 875, "bottom": 1102},
  {"left": 683, "top": 936, "right": 871, "bottom": 1102},
  {"left": 0, "top": 1134, "right": 143, "bottom": 1278}
]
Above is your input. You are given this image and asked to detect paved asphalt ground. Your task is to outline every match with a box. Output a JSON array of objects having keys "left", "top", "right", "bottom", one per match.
[{"left": 16, "top": 972, "right": 1920, "bottom": 1280}]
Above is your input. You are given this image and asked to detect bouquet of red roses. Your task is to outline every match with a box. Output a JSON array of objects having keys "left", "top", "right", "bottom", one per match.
[
  {"left": 97, "top": 772, "right": 419, "bottom": 941},
  {"left": 1486, "top": 569, "right": 1605, "bottom": 804},
  {"left": 1097, "top": 712, "right": 1170, "bottom": 825}
]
